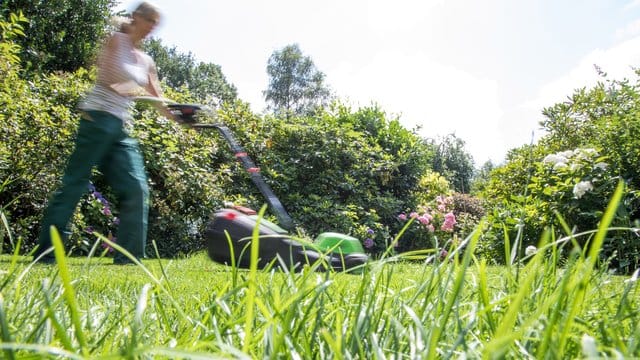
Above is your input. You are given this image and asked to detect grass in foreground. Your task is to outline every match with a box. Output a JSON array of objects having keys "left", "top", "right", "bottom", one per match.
[
  {"left": 1, "top": 187, "right": 639, "bottom": 358},
  {"left": 1, "top": 239, "right": 639, "bottom": 359}
]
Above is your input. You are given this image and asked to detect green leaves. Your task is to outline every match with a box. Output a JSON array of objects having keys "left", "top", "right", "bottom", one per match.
[
  {"left": 1, "top": 0, "right": 115, "bottom": 74},
  {"left": 144, "top": 38, "right": 238, "bottom": 105},
  {"left": 264, "top": 44, "right": 332, "bottom": 116}
]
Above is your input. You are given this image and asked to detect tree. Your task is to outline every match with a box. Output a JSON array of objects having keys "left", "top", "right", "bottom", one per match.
[
  {"left": 264, "top": 43, "right": 331, "bottom": 116},
  {"left": 144, "top": 38, "right": 237, "bottom": 105},
  {"left": 470, "top": 160, "right": 495, "bottom": 194},
  {"left": 429, "top": 134, "right": 475, "bottom": 193},
  {"left": 0, "top": 0, "right": 116, "bottom": 74}
]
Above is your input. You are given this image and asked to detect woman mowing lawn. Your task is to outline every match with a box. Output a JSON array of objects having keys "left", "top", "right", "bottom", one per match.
[{"left": 34, "top": 2, "right": 184, "bottom": 265}]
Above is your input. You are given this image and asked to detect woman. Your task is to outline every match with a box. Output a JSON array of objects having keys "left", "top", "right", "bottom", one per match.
[{"left": 35, "top": 2, "right": 179, "bottom": 264}]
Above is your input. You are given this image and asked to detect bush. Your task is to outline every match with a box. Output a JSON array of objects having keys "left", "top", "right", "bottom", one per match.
[
  {"left": 1, "top": 69, "right": 443, "bottom": 258},
  {"left": 479, "top": 76, "right": 640, "bottom": 273},
  {"left": 479, "top": 147, "right": 639, "bottom": 273},
  {"left": 227, "top": 103, "right": 437, "bottom": 254},
  {"left": 0, "top": 67, "right": 91, "bottom": 253}
]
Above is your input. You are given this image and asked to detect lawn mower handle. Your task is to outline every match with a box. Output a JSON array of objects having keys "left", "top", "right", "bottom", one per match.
[{"left": 167, "top": 104, "right": 295, "bottom": 230}]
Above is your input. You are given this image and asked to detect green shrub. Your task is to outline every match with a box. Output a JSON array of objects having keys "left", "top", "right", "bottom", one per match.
[
  {"left": 223, "top": 103, "right": 437, "bottom": 254},
  {"left": 479, "top": 76, "right": 640, "bottom": 273},
  {"left": 479, "top": 147, "right": 639, "bottom": 273},
  {"left": 0, "top": 67, "right": 91, "bottom": 253},
  {"left": 131, "top": 95, "right": 233, "bottom": 256}
]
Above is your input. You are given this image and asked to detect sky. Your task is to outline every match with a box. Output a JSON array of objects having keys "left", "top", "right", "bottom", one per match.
[{"left": 119, "top": 0, "right": 640, "bottom": 165}]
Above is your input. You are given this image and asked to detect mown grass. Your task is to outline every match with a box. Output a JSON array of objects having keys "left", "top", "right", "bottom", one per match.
[
  {"left": 2, "top": 246, "right": 639, "bottom": 358},
  {"left": 1, "top": 187, "right": 639, "bottom": 359}
]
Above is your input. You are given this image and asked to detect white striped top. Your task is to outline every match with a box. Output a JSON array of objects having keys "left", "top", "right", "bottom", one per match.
[{"left": 79, "top": 32, "right": 154, "bottom": 124}]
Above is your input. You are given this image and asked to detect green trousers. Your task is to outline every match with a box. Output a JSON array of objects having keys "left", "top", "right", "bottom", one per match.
[{"left": 37, "top": 110, "right": 148, "bottom": 262}]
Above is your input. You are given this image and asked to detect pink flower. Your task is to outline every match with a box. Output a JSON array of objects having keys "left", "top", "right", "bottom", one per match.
[
  {"left": 398, "top": 213, "right": 407, "bottom": 221},
  {"left": 427, "top": 224, "right": 435, "bottom": 233},
  {"left": 437, "top": 204, "right": 446, "bottom": 212},
  {"left": 441, "top": 222, "right": 455, "bottom": 232},
  {"left": 444, "top": 212, "right": 456, "bottom": 223},
  {"left": 418, "top": 216, "right": 430, "bottom": 225},
  {"left": 409, "top": 212, "right": 419, "bottom": 219}
]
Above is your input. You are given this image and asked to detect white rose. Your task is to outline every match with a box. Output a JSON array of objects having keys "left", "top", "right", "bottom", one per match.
[
  {"left": 543, "top": 154, "right": 558, "bottom": 164},
  {"left": 573, "top": 181, "right": 594, "bottom": 199},
  {"left": 570, "top": 162, "right": 583, "bottom": 172},
  {"left": 594, "top": 162, "right": 608, "bottom": 170},
  {"left": 553, "top": 161, "right": 568, "bottom": 170},
  {"left": 558, "top": 150, "right": 574, "bottom": 158}
]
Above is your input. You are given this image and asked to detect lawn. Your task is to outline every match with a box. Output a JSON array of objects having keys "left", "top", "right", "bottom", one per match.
[{"left": 1, "top": 231, "right": 639, "bottom": 359}]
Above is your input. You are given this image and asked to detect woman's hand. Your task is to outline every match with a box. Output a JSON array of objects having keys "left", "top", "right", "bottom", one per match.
[{"left": 110, "top": 81, "right": 148, "bottom": 96}]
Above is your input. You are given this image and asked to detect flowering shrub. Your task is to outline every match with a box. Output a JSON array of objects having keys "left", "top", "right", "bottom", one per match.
[
  {"left": 74, "top": 182, "right": 119, "bottom": 254},
  {"left": 395, "top": 195, "right": 459, "bottom": 252},
  {"left": 480, "top": 147, "right": 640, "bottom": 273},
  {"left": 340, "top": 206, "right": 392, "bottom": 254},
  {"left": 537, "top": 148, "right": 624, "bottom": 229}
]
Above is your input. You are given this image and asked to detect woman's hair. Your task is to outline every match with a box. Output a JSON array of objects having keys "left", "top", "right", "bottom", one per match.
[
  {"left": 108, "top": 2, "right": 161, "bottom": 34},
  {"left": 110, "top": 15, "right": 131, "bottom": 33},
  {"left": 132, "top": 2, "right": 161, "bottom": 20}
]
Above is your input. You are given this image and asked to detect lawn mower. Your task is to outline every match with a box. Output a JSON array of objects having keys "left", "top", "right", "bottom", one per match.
[{"left": 150, "top": 100, "right": 369, "bottom": 272}]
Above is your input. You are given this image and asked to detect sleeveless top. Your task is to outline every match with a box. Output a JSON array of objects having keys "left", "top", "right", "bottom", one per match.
[{"left": 79, "top": 32, "right": 154, "bottom": 125}]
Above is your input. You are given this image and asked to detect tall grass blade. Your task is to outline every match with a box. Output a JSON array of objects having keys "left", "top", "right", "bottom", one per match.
[
  {"left": 241, "top": 205, "right": 267, "bottom": 354},
  {"left": 427, "top": 225, "right": 480, "bottom": 358},
  {"left": 483, "top": 232, "right": 547, "bottom": 359},
  {"left": 50, "top": 226, "right": 89, "bottom": 356},
  {"left": 0, "top": 209, "right": 13, "bottom": 253},
  {"left": 0, "top": 294, "right": 16, "bottom": 360},
  {"left": 556, "top": 180, "right": 624, "bottom": 357}
]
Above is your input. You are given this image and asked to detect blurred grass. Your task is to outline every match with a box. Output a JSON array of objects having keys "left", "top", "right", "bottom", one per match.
[
  {"left": 1, "top": 189, "right": 639, "bottom": 359},
  {"left": 1, "top": 248, "right": 639, "bottom": 359}
]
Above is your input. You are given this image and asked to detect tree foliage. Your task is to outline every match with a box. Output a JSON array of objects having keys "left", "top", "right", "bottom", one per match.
[
  {"left": 0, "top": 0, "right": 115, "bottom": 74},
  {"left": 470, "top": 160, "right": 496, "bottom": 194},
  {"left": 264, "top": 43, "right": 332, "bottom": 116},
  {"left": 144, "top": 38, "right": 238, "bottom": 105},
  {"left": 428, "top": 134, "right": 475, "bottom": 193}
]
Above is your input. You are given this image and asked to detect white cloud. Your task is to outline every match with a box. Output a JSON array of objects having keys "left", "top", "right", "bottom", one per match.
[
  {"left": 625, "top": 0, "right": 640, "bottom": 10},
  {"left": 366, "top": 0, "right": 444, "bottom": 36},
  {"left": 616, "top": 19, "right": 640, "bottom": 40},
  {"left": 328, "top": 51, "right": 503, "bottom": 164},
  {"left": 525, "top": 35, "right": 640, "bottom": 112}
]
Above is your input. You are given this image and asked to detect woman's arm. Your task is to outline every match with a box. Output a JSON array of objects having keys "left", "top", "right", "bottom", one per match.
[{"left": 145, "top": 62, "right": 182, "bottom": 121}]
